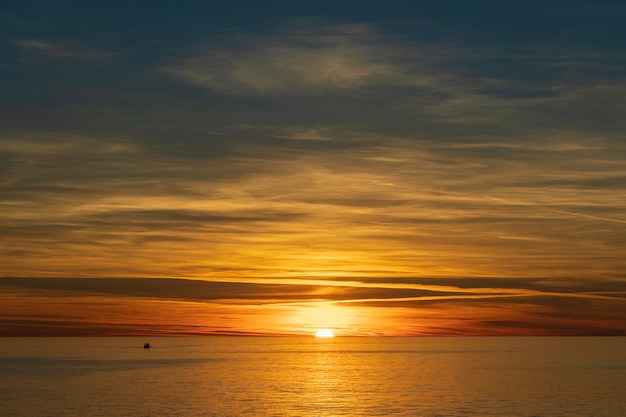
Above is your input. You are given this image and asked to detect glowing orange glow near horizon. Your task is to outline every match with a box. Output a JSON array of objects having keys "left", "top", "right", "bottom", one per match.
[{"left": 315, "top": 329, "right": 335, "bottom": 338}]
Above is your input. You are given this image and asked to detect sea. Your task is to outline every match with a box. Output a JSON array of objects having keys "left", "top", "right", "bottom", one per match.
[{"left": 1, "top": 336, "right": 624, "bottom": 417}]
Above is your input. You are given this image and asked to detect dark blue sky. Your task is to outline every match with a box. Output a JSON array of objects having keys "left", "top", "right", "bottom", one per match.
[{"left": 3, "top": 1, "right": 625, "bottom": 134}]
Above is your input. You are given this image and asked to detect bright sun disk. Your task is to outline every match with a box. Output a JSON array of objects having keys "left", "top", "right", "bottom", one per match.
[{"left": 315, "top": 328, "right": 335, "bottom": 338}]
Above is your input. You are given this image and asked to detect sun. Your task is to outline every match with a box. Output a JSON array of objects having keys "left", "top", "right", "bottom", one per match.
[{"left": 315, "top": 328, "right": 335, "bottom": 338}]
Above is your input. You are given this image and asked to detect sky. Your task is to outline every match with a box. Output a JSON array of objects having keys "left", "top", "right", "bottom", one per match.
[{"left": 1, "top": 0, "right": 625, "bottom": 336}]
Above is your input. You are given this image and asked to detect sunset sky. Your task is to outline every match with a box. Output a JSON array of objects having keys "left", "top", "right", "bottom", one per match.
[{"left": 1, "top": 0, "right": 625, "bottom": 336}]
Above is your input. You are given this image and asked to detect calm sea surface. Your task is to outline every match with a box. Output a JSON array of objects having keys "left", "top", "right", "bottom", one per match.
[{"left": 1, "top": 337, "right": 624, "bottom": 417}]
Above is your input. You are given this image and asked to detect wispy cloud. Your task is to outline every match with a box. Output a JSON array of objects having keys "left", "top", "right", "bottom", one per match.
[
  {"left": 1, "top": 277, "right": 624, "bottom": 336},
  {"left": 15, "top": 39, "right": 117, "bottom": 58},
  {"left": 164, "top": 23, "right": 442, "bottom": 94},
  {"left": 163, "top": 21, "right": 626, "bottom": 139},
  {"left": 2, "top": 125, "right": 625, "bottom": 281},
  {"left": 2, "top": 5, "right": 626, "bottom": 335}
]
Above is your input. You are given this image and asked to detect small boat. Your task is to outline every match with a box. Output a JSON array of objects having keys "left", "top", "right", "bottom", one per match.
[{"left": 144, "top": 343, "right": 151, "bottom": 349}]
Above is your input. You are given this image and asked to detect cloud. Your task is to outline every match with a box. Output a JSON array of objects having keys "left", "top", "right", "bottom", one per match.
[
  {"left": 164, "top": 23, "right": 440, "bottom": 95},
  {"left": 162, "top": 20, "right": 626, "bottom": 142},
  {"left": 15, "top": 39, "right": 117, "bottom": 59},
  {"left": 3, "top": 2, "right": 626, "bottom": 336},
  {"left": 2, "top": 277, "right": 624, "bottom": 336},
  {"left": 2, "top": 123, "right": 626, "bottom": 280}
]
